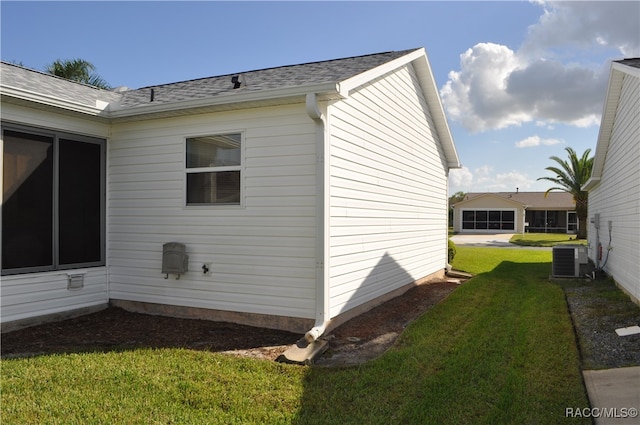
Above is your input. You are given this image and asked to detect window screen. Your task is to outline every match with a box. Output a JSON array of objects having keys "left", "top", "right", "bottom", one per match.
[{"left": 1, "top": 126, "right": 105, "bottom": 274}]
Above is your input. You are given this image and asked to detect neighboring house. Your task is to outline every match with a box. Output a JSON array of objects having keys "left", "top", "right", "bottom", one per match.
[
  {"left": 584, "top": 58, "right": 640, "bottom": 304},
  {"left": 1, "top": 48, "right": 461, "bottom": 338},
  {"left": 452, "top": 191, "right": 577, "bottom": 234}
]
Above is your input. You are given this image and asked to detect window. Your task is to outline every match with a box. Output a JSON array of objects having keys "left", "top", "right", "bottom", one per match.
[
  {"left": 2, "top": 126, "right": 105, "bottom": 275},
  {"left": 186, "top": 134, "right": 242, "bottom": 205}
]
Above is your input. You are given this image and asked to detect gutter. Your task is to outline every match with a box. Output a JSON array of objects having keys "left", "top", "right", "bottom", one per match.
[
  {"left": 304, "top": 93, "right": 331, "bottom": 342},
  {"left": 108, "top": 83, "right": 339, "bottom": 119},
  {"left": 2, "top": 81, "right": 340, "bottom": 121}
]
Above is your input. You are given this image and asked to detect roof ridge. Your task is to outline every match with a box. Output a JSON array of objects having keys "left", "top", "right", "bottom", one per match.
[{"left": 134, "top": 48, "right": 421, "bottom": 90}]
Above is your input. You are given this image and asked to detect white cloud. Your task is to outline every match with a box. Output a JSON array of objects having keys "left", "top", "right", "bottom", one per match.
[
  {"left": 440, "top": 1, "right": 639, "bottom": 133},
  {"left": 515, "top": 135, "right": 563, "bottom": 148},
  {"left": 524, "top": 1, "right": 640, "bottom": 57},
  {"left": 485, "top": 171, "right": 533, "bottom": 192},
  {"left": 449, "top": 166, "right": 473, "bottom": 188},
  {"left": 449, "top": 165, "right": 536, "bottom": 194},
  {"left": 475, "top": 165, "right": 493, "bottom": 177},
  {"left": 440, "top": 43, "right": 529, "bottom": 133}
]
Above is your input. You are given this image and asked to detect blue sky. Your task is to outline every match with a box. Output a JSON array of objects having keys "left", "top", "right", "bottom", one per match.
[{"left": 2, "top": 1, "right": 639, "bottom": 195}]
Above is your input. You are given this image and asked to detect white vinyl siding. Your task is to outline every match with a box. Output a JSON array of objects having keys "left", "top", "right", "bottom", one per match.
[
  {"left": 328, "top": 64, "right": 448, "bottom": 317},
  {"left": 107, "top": 105, "right": 318, "bottom": 319},
  {"left": 587, "top": 72, "right": 640, "bottom": 301},
  {"left": 0, "top": 268, "right": 108, "bottom": 323}
]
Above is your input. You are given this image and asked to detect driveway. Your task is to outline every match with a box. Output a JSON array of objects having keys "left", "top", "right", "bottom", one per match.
[{"left": 449, "top": 233, "right": 517, "bottom": 247}]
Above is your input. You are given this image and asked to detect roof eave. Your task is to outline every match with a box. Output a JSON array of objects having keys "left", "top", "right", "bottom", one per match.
[
  {"left": 1, "top": 85, "right": 110, "bottom": 117},
  {"left": 583, "top": 177, "right": 601, "bottom": 191},
  {"left": 109, "top": 82, "right": 340, "bottom": 119}
]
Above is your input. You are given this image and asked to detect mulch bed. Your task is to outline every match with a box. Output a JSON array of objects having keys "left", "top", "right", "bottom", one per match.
[{"left": 1, "top": 281, "right": 460, "bottom": 366}]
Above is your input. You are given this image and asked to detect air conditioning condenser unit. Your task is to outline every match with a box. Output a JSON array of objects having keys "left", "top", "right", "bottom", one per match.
[{"left": 551, "top": 245, "right": 589, "bottom": 278}]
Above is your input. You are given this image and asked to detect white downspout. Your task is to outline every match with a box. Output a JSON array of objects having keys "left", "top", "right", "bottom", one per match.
[{"left": 305, "top": 93, "right": 330, "bottom": 342}]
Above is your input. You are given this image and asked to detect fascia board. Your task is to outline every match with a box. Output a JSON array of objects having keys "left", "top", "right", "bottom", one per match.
[
  {"left": 412, "top": 51, "right": 461, "bottom": 169},
  {"left": 590, "top": 64, "right": 627, "bottom": 181},
  {"left": 108, "top": 82, "right": 340, "bottom": 119},
  {"left": 1, "top": 85, "right": 109, "bottom": 116},
  {"left": 583, "top": 177, "right": 601, "bottom": 191},
  {"left": 613, "top": 61, "right": 640, "bottom": 78}
]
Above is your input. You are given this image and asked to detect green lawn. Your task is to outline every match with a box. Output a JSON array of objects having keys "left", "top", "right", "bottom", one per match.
[
  {"left": 510, "top": 232, "right": 587, "bottom": 247},
  {"left": 1, "top": 247, "right": 590, "bottom": 424}
]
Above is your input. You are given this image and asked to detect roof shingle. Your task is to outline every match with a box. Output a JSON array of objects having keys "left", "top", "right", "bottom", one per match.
[
  {"left": 117, "top": 49, "right": 418, "bottom": 108},
  {"left": 454, "top": 191, "right": 575, "bottom": 209}
]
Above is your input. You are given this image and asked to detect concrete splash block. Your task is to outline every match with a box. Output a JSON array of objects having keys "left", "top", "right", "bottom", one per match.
[
  {"left": 277, "top": 337, "right": 328, "bottom": 365},
  {"left": 615, "top": 325, "right": 640, "bottom": 336}
]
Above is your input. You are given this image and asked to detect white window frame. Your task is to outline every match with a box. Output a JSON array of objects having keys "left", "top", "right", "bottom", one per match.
[{"left": 184, "top": 132, "right": 244, "bottom": 208}]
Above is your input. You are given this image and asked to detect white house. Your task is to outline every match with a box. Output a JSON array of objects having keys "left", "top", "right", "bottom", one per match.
[
  {"left": 452, "top": 191, "right": 577, "bottom": 234},
  {"left": 584, "top": 58, "right": 640, "bottom": 304},
  {"left": 1, "top": 48, "right": 460, "bottom": 339}
]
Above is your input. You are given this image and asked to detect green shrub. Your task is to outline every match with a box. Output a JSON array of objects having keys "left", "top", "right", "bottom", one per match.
[{"left": 448, "top": 239, "right": 456, "bottom": 263}]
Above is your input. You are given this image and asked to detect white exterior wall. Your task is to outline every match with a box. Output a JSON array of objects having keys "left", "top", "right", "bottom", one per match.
[
  {"left": 1, "top": 104, "right": 110, "bottom": 324},
  {"left": 328, "top": 64, "right": 448, "bottom": 317},
  {"left": 108, "top": 105, "right": 318, "bottom": 319},
  {"left": 587, "top": 73, "right": 640, "bottom": 302}
]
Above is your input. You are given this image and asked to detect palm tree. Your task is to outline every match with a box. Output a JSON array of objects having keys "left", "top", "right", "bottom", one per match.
[
  {"left": 45, "top": 59, "right": 111, "bottom": 89},
  {"left": 537, "top": 147, "right": 594, "bottom": 239}
]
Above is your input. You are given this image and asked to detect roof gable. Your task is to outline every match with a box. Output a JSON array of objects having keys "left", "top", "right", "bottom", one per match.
[
  {"left": 585, "top": 58, "right": 640, "bottom": 190},
  {"left": 453, "top": 192, "right": 575, "bottom": 209},
  {"left": 453, "top": 193, "right": 525, "bottom": 208}
]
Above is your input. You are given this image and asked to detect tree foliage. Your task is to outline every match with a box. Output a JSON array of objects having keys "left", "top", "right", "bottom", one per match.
[
  {"left": 449, "top": 191, "right": 467, "bottom": 206},
  {"left": 537, "top": 147, "right": 594, "bottom": 239},
  {"left": 448, "top": 191, "right": 466, "bottom": 227},
  {"left": 45, "top": 59, "right": 111, "bottom": 89}
]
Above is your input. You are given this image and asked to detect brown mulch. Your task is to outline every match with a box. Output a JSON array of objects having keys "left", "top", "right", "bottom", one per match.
[{"left": 1, "top": 280, "right": 460, "bottom": 367}]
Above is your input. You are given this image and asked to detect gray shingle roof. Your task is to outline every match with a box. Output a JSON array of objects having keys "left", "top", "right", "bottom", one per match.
[
  {"left": 2, "top": 49, "right": 420, "bottom": 112},
  {"left": 1, "top": 61, "right": 122, "bottom": 108},
  {"left": 455, "top": 192, "right": 575, "bottom": 209},
  {"left": 615, "top": 58, "right": 640, "bottom": 69},
  {"left": 117, "top": 49, "right": 419, "bottom": 108}
]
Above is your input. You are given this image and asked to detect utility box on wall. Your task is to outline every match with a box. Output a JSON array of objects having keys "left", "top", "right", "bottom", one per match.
[{"left": 162, "top": 242, "right": 188, "bottom": 279}]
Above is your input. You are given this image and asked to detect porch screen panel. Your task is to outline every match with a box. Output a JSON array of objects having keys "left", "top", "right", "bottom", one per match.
[
  {"left": 2, "top": 130, "right": 54, "bottom": 270},
  {"left": 488, "top": 211, "right": 501, "bottom": 230},
  {"left": 461, "top": 209, "right": 515, "bottom": 231},
  {"left": 475, "top": 211, "right": 488, "bottom": 229},
  {"left": 501, "top": 211, "right": 515, "bottom": 230},
  {"left": 59, "top": 139, "right": 102, "bottom": 265},
  {"left": 462, "top": 210, "right": 475, "bottom": 229}
]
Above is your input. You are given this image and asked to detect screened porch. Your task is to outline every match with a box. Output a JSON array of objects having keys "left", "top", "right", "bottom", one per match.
[{"left": 525, "top": 210, "right": 577, "bottom": 234}]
